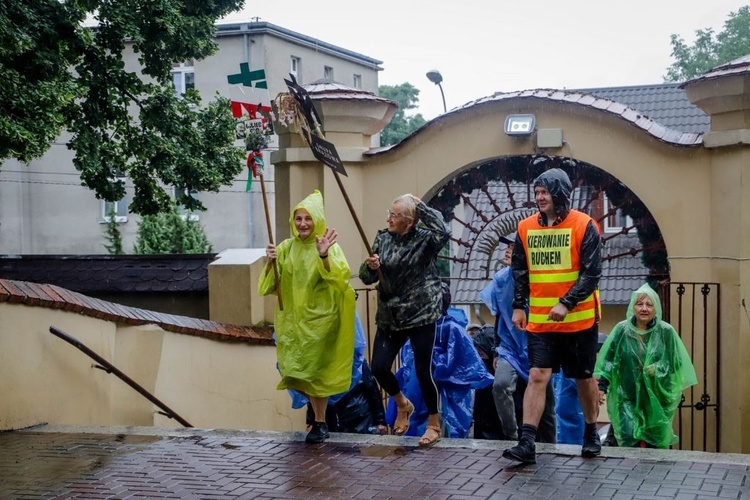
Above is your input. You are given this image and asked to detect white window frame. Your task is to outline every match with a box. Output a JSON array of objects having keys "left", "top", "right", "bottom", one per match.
[
  {"left": 353, "top": 74, "right": 362, "bottom": 89},
  {"left": 290, "top": 56, "right": 300, "bottom": 80},
  {"left": 101, "top": 177, "right": 128, "bottom": 223},
  {"left": 173, "top": 187, "right": 200, "bottom": 221},
  {"left": 324, "top": 66, "right": 334, "bottom": 81},
  {"left": 602, "top": 195, "right": 633, "bottom": 233},
  {"left": 171, "top": 61, "right": 195, "bottom": 95}
]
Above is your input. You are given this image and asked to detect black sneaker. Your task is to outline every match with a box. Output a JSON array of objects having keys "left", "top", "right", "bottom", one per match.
[
  {"left": 305, "top": 422, "right": 330, "bottom": 444},
  {"left": 502, "top": 438, "right": 536, "bottom": 464},
  {"left": 581, "top": 432, "right": 601, "bottom": 457}
]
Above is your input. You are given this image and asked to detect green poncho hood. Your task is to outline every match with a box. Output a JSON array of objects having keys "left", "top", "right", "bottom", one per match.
[{"left": 625, "top": 283, "right": 662, "bottom": 333}]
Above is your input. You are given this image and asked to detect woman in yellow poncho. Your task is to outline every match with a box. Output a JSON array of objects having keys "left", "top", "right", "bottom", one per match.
[
  {"left": 259, "top": 190, "right": 356, "bottom": 444},
  {"left": 594, "top": 283, "right": 697, "bottom": 448}
]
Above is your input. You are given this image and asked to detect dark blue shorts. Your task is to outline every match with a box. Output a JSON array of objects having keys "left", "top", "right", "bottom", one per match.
[{"left": 527, "top": 324, "right": 598, "bottom": 379}]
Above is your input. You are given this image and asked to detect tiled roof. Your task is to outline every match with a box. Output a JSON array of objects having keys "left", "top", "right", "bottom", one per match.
[
  {"left": 682, "top": 54, "right": 750, "bottom": 86},
  {"left": 304, "top": 80, "right": 396, "bottom": 106},
  {"left": 573, "top": 83, "right": 710, "bottom": 134},
  {"left": 0, "top": 254, "right": 215, "bottom": 294},
  {"left": 460, "top": 89, "right": 704, "bottom": 146},
  {"left": 0, "top": 278, "right": 273, "bottom": 345},
  {"left": 599, "top": 232, "right": 650, "bottom": 306},
  {"left": 368, "top": 86, "right": 705, "bottom": 156}
]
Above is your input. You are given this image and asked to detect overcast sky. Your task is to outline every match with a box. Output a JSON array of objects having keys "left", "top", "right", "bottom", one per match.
[{"left": 220, "top": 1, "right": 749, "bottom": 120}]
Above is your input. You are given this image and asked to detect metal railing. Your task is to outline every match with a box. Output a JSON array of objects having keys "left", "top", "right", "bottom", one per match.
[{"left": 49, "top": 326, "right": 193, "bottom": 428}]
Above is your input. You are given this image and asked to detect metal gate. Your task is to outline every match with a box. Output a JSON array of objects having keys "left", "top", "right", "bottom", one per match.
[{"left": 660, "top": 281, "right": 721, "bottom": 452}]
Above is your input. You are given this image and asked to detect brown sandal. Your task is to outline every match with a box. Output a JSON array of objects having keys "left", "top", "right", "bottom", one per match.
[
  {"left": 393, "top": 400, "right": 414, "bottom": 436},
  {"left": 418, "top": 424, "right": 442, "bottom": 448}
]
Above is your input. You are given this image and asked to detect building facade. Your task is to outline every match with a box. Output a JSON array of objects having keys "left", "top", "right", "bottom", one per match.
[{"left": 0, "top": 21, "right": 382, "bottom": 255}]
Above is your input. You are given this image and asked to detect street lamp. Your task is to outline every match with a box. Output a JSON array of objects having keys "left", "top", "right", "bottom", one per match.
[{"left": 426, "top": 69, "right": 447, "bottom": 113}]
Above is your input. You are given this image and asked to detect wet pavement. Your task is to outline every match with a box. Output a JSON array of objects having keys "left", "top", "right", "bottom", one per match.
[{"left": 1, "top": 424, "right": 749, "bottom": 499}]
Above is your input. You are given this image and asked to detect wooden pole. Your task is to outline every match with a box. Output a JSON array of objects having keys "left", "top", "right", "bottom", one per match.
[
  {"left": 259, "top": 172, "right": 283, "bottom": 310},
  {"left": 308, "top": 123, "right": 388, "bottom": 292}
]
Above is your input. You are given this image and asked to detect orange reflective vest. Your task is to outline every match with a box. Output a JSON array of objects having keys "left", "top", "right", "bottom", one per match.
[{"left": 517, "top": 210, "right": 600, "bottom": 333}]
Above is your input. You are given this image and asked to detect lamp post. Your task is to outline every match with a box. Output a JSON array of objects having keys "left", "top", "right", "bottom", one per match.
[{"left": 426, "top": 69, "right": 447, "bottom": 114}]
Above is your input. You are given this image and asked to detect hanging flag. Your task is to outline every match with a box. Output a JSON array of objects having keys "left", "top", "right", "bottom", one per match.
[{"left": 246, "top": 151, "right": 265, "bottom": 191}]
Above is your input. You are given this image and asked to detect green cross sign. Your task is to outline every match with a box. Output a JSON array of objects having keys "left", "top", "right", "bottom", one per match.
[{"left": 227, "top": 63, "right": 267, "bottom": 89}]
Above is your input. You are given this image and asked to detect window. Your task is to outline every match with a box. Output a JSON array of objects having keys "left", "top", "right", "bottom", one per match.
[
  {"left": 324, "top": 66, "right": 334, "bottom": 81},
  {"left": 172, "top": 60, "right": 195, "bottom": 95},
  {"left": 290, "top": 56, "right": 300, "bottom": 80},
  {"left": 353, "top": 74, "right": 362, "bottom": 89},
  {"left": 603, "top": 195, "right": 633, "bottom": 233},
  {"left": 173, "top": 187, "right": 200, "bottom": 221},
  {"left": 101, "top": 177, "right": 128, "bottom": 223}
]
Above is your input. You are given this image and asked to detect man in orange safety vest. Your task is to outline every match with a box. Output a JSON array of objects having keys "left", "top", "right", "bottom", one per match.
[{"left": 502, "top": 167, "right": 602, "bottom": 465}]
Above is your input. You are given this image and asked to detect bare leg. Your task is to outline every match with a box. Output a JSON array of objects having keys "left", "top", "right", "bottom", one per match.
[
  {"left": 305, "top": 395, "right": 331, "bottom": 444},
  {"left": 392, "top": 391, "right": 414, "bottom": 435},
  {"left": 575, "top": 378, "right": 599, "bottom": 424},
  {"left": 576, "top": 377, "right": 602, "bottom": 457},
  {"left": 503, "top": 367, "right": 552, "bottom": 463},
  {"left": 419, "top": 412, "right": 441, "bottom": 447},
  {"left": 522, "top": 367, "right": 553, "bottom": 427},
  {"left": 309, "top": 396, "right": 328, "bottom": 423},
  {"left": 393, "top": 392, "right": 409, "bottom": 409}
]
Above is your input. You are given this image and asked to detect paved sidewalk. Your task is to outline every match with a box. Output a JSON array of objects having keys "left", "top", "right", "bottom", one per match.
[{"left": 1, "top": 425, "right": 749, "bottom": 499}]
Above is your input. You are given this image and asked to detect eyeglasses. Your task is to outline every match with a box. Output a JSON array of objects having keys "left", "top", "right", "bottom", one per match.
[{"left": 386, "top": 210, "right": 403, "bottom": 220}]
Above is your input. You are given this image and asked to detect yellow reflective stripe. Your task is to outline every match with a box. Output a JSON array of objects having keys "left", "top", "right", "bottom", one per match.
[
  {"left": 528, "top": 308, "right": 597, "bottom": 324},
  {"left": 529, "top": 271, "right": 580, "bottom": 283},
  {"left": 529, "top": 297, "right": 561, "bottom": 307},
  {"left": 529, "top": 295, "right": 594, "bottom": 308}
]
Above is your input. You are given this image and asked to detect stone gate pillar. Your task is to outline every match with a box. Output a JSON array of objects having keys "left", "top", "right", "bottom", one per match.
[
  {"left": 683, "top": 56, "right": 750, "bottom": 452},
  {"left": 270, "top": 83, "right": 396, "bottom": 269}
]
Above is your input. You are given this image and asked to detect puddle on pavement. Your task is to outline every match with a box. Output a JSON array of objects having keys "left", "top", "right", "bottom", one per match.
[
  {"left": 360, "top": 445, "right": 409, "bottom": 457},
  {"left": 0, "top": 432, "right": 161, "bottom": 494}
]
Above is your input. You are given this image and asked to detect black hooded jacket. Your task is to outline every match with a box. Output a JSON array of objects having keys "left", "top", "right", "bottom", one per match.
[{"left": 511, "top": 168, "right": 602, "bottom": 312}]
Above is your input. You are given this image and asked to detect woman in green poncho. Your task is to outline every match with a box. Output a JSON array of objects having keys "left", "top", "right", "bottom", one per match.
[
  {"left": 259, "top": 190, "right": 356, "bottom": 444},
  {"left": 595, "top": 283, "right": 697, "bottom": 448}
]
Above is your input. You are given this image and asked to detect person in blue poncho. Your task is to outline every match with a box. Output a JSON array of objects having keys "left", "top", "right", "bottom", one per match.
[
  {"left": 259, "top": 190, "right": 356, "bottom": 444},
  {"left": 479, "top": 234, "right": 556, "bottom": 443},
  {"left": 385, "top": 283, "right": 494, "bottom": 439}
]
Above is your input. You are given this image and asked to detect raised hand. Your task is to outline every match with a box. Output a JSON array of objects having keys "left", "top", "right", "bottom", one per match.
[{"left": 315, "top": 228, "right": 338, "bottom": 256}]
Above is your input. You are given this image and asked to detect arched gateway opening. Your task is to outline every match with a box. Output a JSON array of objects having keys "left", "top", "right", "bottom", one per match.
[{"left": 426, "top": 154, "right": 667, "bottom": 308}]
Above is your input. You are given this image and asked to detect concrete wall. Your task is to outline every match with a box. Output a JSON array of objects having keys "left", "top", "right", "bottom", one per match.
[{"left": 0, "top": 302, "right": 305, "bottom": 432}]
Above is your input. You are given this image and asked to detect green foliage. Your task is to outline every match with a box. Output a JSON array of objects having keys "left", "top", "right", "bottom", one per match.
[
  {"left": 379, "top": 83, "right": 427, "bottom": 146},
  {"left": 103, "top": 208, "right": 124, "bottom": 255},
  {"left": 0, "top": 0, "right": 246, "bottom": 215},
  {"left": 665, "top": 6, "right": 750, "bottom": 82},
  {"left": 133, "top": 205, "right": 213, "bottom": 254}
]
